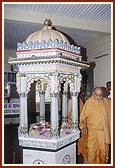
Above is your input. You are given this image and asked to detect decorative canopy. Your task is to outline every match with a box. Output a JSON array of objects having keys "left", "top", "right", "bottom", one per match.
[
  {"left": 25, "top": 19, "right": 70, "bottom": 45},
  {"left": 16, "top": 19, "right": 81, "bottom": 58},
  {"left": 8, "top": 19, "right": 90, "bottom": 147},
  {"left": 9, "top": 19, "right": 89, "bottom": 72}
]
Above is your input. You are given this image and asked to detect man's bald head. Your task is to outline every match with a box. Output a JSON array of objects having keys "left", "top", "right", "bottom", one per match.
[{"left": 92, "top": 87, "right": 103, "bottom": 102}]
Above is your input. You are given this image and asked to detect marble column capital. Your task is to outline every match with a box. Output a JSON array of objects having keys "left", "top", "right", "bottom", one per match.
[
  {"left": 20, "top": 73, "right": 26, "bottom": 77},
  {"left": 50, "top": 93, "right": 59, "bottom": 97},
  {"left": 39, "top": 91, "right": 45, "bottom": 95},
  {"left": 71, "top": 92, "right": 79, "bottom": 97},
  {"left": 19, "top": 92, "right": 28, "bottom": 97},
  {"left": 63, "top": 91, "right": 67, "bottom": 95}
]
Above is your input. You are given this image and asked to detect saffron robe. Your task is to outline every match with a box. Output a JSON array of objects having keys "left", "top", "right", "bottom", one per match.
[{"left": 80, "top": 96, "right": 111, "bottom": 164}]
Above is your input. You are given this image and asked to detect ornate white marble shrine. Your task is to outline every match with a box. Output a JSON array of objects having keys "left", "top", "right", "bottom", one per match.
[{"left": 8, "top": 19, "right": 90, "bottom": 164}]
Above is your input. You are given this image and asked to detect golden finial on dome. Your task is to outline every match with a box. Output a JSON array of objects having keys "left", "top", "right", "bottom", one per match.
[{"left": 44, "top": 19, "right": 52, "bottom": 26}]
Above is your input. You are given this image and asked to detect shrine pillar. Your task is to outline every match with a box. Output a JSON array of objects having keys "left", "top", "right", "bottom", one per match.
[
  {"left": 39, "top": 91, "right": 45, "bottom": 124},
  {"left": 16, "top": 73, "right": 28, "bottom": 135},
  {"left": 70, "top": 74, "right": 81, "bottom": 131},
  {"left": 62, "top": 81, "right": 68, "bottom": 125},
  {"left": 50, "top": 72, "right": 59, "bottom": 138}
]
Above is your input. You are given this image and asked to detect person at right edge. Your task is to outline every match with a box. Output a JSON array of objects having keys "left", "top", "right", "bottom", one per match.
[{"left": 79, "top": 87, "right": 111, "bottom": 164}]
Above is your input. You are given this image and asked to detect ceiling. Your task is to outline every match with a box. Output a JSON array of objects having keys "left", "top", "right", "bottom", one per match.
[{"left": 3, "top": 3, "right": 112, "bottom": 51}]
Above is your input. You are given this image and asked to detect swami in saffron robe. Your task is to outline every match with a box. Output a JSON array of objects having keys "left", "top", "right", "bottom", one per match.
[{"left": 80, "top": 96, "right": 111, "bottom": 164}]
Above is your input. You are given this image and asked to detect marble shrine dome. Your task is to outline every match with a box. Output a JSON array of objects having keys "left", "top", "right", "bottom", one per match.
[
  {"left": 17, "top": 19, "right": 81, "bottom": 56},
  {"left": 25, "top": 19, "right": 70, "bottom": 45}
]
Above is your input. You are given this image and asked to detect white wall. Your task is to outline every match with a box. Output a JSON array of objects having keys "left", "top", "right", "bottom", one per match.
[{"left": 85, "top": 34, "right": 112, "bottom": 87}]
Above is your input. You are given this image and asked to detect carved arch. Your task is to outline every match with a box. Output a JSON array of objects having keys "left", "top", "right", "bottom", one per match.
[
  {"left": 26, "top": 74, "right": 49, "bottom": 93},
  {"left": 59, "top": 74, "right": 74, "bottom": 92}
]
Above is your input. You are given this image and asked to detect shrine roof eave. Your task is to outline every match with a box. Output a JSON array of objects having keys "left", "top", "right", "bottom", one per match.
[{"left": 8, "top": 56, "right": 90, "bottom": 70}]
